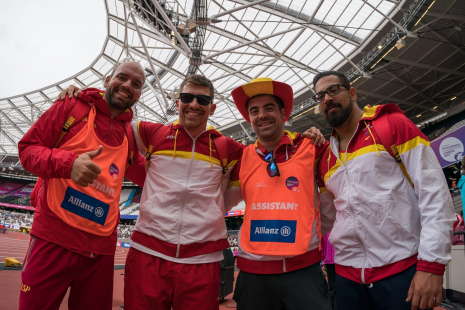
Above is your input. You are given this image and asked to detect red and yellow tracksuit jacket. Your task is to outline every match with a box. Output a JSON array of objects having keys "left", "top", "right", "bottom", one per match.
[{"left": 18, "top": 89, "right": 146, "bottom": 257}]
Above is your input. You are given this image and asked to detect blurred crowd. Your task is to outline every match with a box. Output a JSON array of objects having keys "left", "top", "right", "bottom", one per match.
[
  {"left": 117, "top": 224, "right": 135, "bottom": 239},
  {"left": 227, "top": 232, "right": 238, "bottom": 247},
  {"left": 0, "top": 210, "right": 34, "bottom": 227}
]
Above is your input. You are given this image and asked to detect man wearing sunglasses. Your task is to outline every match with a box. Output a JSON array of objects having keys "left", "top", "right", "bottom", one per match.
[
  {"left": 230, "top": 78, "right": 335, "bottom": 310},
  {"left": 313, "top": 70, "right": 454, "bottom": 310}
]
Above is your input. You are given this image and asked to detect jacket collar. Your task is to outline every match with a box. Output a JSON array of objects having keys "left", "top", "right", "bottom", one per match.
[
  {"left": 330, "top": 103, "right": 404, "bottom": 137},
  {"left": 255, "top": 130, "right": 298, "bottom": 154},
  {"left": 170, "top": 119, "right": 224, "bottom": 138},
  {"left": 79, "top": 88, "right": 134, "bottom": 122}
]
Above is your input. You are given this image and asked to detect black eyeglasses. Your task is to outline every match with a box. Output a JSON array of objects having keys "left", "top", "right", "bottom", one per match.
[
  {"left": 264, "top": 152, "right": 280, "bottom": 177},
  {"left": 179, "top": 93, "right": 212, "bottom": 106},
  {"left": 312, "top": 84, "right": 349, "bottom": 103}
]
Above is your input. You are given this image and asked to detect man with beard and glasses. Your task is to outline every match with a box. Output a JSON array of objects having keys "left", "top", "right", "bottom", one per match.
[
  {"left": 314, "top": 70, "right": 455, "bottom": 310},
  {"left": 230, "top": 78, "right": 334, "bottom": 310},
  {"left": 18, "top": 61, "right": 147, "bottom": 310}
]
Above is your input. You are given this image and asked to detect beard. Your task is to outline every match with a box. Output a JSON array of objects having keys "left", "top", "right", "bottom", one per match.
[
  {"left": 323, "top": 101, "right": 353, "bottom": 128},
  {"left": 105, "top": 86, "right": 135, "bottom": 112}
]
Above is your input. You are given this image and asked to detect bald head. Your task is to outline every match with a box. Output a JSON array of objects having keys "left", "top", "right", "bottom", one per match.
[
  {"left": 110, "top": 61, "right": 146, "bottom": 84},
  {"left": 103, "top": 61, "right": 146, "bottom": 115}
]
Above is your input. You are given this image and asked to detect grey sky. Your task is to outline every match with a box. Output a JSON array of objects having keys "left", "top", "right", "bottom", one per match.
[{"left": 0, "top": 0, "right": 106, "bottom": 98}]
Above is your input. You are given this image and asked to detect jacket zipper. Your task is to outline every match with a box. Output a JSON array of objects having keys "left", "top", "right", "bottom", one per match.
[
  {"left": 341, "top": 124, "right": 368, "bottom": 284},
  {"left": 107, "top": 116, "right": 114, "bottom": 144},
  {"left": 175, "top": 131, "right": 201, "bottom": 258},
  {"left": 88, "top": 233, "right": 93, "bottom": 258}
]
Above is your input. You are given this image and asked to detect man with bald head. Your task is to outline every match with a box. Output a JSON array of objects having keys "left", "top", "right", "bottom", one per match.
[{"left": 18, "top": 61, "right": 147, "bottom": 310}]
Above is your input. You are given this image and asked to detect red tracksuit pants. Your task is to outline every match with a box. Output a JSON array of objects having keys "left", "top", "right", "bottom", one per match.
[
  {"left": 124, "top": 247, "right": 221, "bottom": 310},
  {"left": 19, "top": 236, "right": 114, "bottom": 310}
]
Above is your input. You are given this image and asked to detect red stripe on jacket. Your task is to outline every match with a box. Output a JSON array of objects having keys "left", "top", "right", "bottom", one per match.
[
  {"left": 237, "top": 248, "right": 322, "bottom": 274},
  {"left": 131, "top": 231, "right": 230, "bottom": 258}
]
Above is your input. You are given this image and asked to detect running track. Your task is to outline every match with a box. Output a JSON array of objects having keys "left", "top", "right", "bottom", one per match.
[
  {"left": 1, "top": 231, "right": 448, "bottom": 310},
  {"left": 0, "top": 231, "right": 238, "bottom": 309}
]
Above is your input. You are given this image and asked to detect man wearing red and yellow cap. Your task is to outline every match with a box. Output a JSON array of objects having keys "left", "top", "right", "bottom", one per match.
[{"left": 231, "top": 78, "right": 335, "bottom": 310}]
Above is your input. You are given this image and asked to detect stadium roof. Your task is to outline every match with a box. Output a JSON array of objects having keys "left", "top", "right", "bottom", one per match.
[{"left": 1, "top": 0, "right": 464, "bottom": 178}]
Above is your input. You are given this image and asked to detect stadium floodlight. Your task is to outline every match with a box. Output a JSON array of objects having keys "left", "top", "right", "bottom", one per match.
[{"left": 396, "top": 38, "right": 406, "bottom": 49}]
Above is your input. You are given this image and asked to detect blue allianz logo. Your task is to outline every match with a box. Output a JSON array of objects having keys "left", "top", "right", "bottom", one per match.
[
  {"left": 250, "top": 220, "right": 296, "bottom": 243},
  {"left": 61, "top": 187, "right": 110, "bottom": 226}
]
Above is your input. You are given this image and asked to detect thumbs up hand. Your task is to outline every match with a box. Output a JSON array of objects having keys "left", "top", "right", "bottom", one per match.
[{"left": 71, "top": 145, "right": 103, "bottom": 187}]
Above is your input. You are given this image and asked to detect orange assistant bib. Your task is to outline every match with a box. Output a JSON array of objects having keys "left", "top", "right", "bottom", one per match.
[
  {"left": 240, "top": 138, "right": 320, "bottom": 256},
  {"left": 47, "top": 104, "right": 128, "bottom": 236}
]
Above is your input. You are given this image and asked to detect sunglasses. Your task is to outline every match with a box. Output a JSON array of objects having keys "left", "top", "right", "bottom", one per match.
[
  {"left": 179, "top": 93, "right": 212, "bottom": 106},
  {"left": 264, "top": 152, "right": 280, "bottom": 178}
]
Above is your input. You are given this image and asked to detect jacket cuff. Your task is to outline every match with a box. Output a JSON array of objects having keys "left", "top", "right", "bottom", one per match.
[
  {"left": 65, "top": 152, "right": 79, "bottom": 179},
  {"left": 416, "top": 260, "right": 445, "bottom": 275}
]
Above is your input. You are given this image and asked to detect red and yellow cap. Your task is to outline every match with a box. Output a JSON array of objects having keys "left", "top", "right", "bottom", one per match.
[{"left": 231, "top": 77, "right": 294, "bottom": 123}]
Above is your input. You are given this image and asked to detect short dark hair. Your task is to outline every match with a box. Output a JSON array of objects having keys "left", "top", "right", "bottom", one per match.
[
  {"left": 313, "top": 70, "right": 351, "bottom": 89},
  {"left": 180, "top": 74, "right": 215, "bottom": 104},
  {"left": 246, "top": 94, "right": 284, "bottom": 112}
]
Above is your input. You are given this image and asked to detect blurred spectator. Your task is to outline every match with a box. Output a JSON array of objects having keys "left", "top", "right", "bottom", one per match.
[
  {"left": 0, "top": 210, "right": 34, "bottom": 227},
  {"left": 227, "top": 232, "right": 238, "bottom": 247},
  {"left": 322, "top": 232, "right": 336, "bottom": 310},
  {"left": 117, "top": 224, "right": 135, "bottom": 239}
]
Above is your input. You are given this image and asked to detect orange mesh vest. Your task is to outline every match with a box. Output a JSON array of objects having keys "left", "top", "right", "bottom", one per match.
[
  {"left": 47, "top": 105, "right": 127, "bottom": 236},
  {"left": 240, "top": 138, "right": 321, "bottom": 256}
]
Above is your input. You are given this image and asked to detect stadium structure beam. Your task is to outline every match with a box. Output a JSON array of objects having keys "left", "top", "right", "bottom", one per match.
[
  {"left": 91, "top": 68, "right": 104, "bottom": 80},
  {"left": 360, "top": 0, "right": 413, "bottom": 36},
  {"left": 418, "top": 22, "right": 465, "bottom": 56},
  {"left": 204, "top": 25, "right": 319, "bottom": 74},
  {"left": 110, "top": 37, "right": 185, "bottom": 79},
  {"left": 143, "top": 79, "right": 169, "bottom": 115},
  {"left": 211, "top": 0, "right": 277, "bottom": 54},
  {"left": 228, "top": 0, "right": 361, "bottom": 46},
  {"left": 148, "top": 0, "right": 192, "bottom": 58},
  {"left": 307, "top": 0, "right": 324, "bottom": 23},
  {"left": 411, "top": 10, "right": 465, "bottom": 22},
  {"left": 203, "top": 26, "right": 303, "bottom": 61},
  {"left": 210, "top": 58, "right": 275, "bottom": 83},
  {"left": 22, "top": 96, "right": 43, "bottom": 123},
  {"left": 314, "top": 32, "right": 370, "bottom": 78},
  {"left": 74, "top": 78, "right": 86, "bottom": 89},
  {"left": 136, "top": 93, "right": 167, "bottom": 122},
  {"left": 210, "top": 0, "right": 269, "bottom": 19},
  {"left": 6, "top": 100, "right": 32, "bottom": 126},
  {"left": 206, "top": 61, "right": 252, "bottom": 83},
  {"left": 355, "top": 89, "right": 442, "bottom": 113},
  {"left": 383, "top": 56, "right": 465, "bottom": 77},
  {"left": 129, "top": 10, "right": 171, "bottom": 111},
  {"left": 0, "top": 128, "right": 17, "bottom": 151},
  {"left": 385, "top": 71, "right": 445, "bottom": 112},
  {"left": 0, "top": 111, "right": 25, "bottom": 136},
  {"left": 244, "top": 28, "right": 307, "bottom": 81},
  {"left": 109, "top": 14, "right": 189, "bottom": 58}
]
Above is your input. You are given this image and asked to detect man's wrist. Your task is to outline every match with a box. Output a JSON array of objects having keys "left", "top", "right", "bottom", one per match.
[{"left": 417, "top": 260, "right": 445, "bottom": 275}]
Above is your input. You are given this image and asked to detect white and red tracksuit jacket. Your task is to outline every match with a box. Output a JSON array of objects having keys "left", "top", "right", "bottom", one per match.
[
  {"left": 317, "top": 104, "right": 455, "bottom": 284},
  {"left": 130, "top": 120, "right": 245, "bottom": 263}
]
